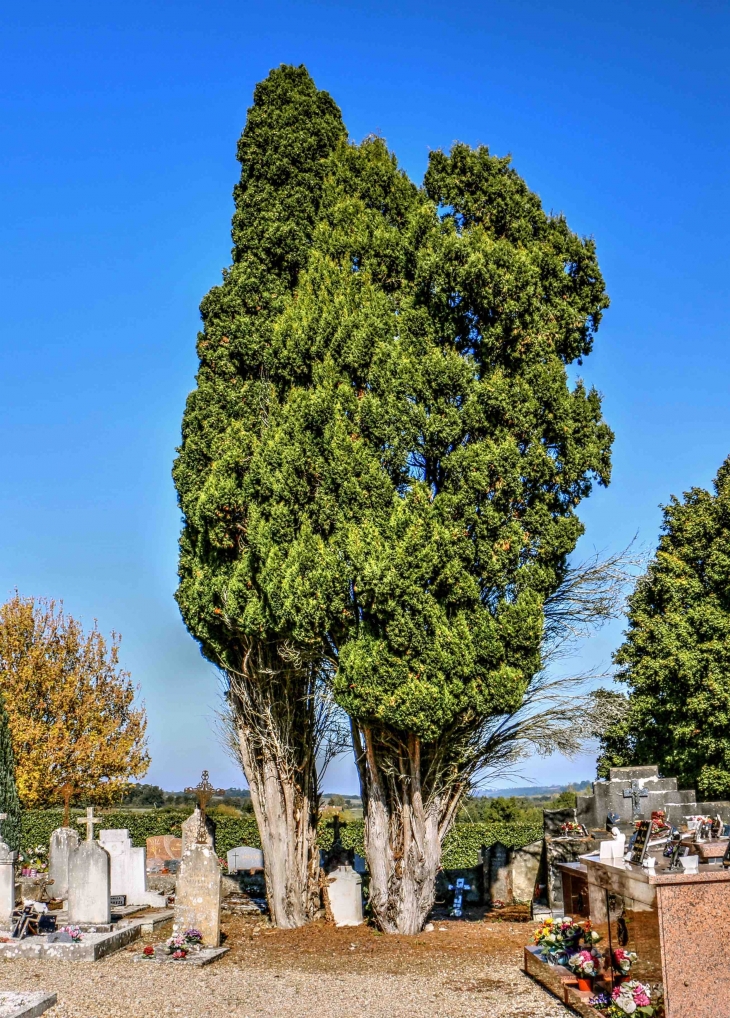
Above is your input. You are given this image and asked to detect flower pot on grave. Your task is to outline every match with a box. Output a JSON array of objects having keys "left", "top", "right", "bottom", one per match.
[{"left": 576, "top": 976, "right": 594, "bottom": 993}]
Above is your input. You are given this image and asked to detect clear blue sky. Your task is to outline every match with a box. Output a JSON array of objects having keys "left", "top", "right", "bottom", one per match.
[{"left": 1, "top": 0, "right": 728, "bottom": 793}]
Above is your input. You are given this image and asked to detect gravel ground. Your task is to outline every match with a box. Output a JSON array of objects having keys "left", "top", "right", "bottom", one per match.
[{"left": 0, "top": 915, "right": 571, "bottom": 1018}]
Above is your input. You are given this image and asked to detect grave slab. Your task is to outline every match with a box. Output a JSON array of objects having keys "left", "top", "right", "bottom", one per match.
[
  {"left": 133, "top": 946, "right": 229, "bottom": 966},
  {"left": 0, "top": 910, "right": 174, "bottom": 962},
  {"left": 0, "top": 991, "right": 57, "bottom": 1018}
]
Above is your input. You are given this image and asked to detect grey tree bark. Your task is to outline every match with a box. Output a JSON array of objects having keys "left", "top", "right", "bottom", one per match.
[
  {"left": 225, "top": 642, "right": 321, "bottom": 929},
  {"left": 351, "top": 723, "right": 463, "bottom": 935}
]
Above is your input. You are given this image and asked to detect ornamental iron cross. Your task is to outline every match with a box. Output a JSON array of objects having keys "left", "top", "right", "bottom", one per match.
[
  {"left": 185, "top": 770, "right": 224, "bottom": 844},
  {"left": 77, "top": 806, "right": 102, "bottom": 842},
  {"left": 623, "top": 780, "right": 649, "bottom": 819}
]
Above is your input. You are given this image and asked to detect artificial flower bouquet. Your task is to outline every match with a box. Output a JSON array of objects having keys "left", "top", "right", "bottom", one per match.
[
  {"left": 164, "top": 928, "right": 204, "bottom": 960},
  {"left": 590, "top": 981, "right": 659, "bottom": 1016},
  {"left": 58, "top": 925, "right": 82, "bottom": 942},
  {"left": 567, "top": 948, "right": 600, "bottom": 978},
  {"left": 561, "top": 821, "right": 587, "bottom": 836},
  {"left": 612, "top": 948, "right": 637, "bottom": 976},
  {"left": 532, "top": 917, "right": 600, "bottom": 965}
]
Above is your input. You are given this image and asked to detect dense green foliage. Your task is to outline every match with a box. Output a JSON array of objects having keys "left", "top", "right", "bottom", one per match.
[
  {"left": 19, "top": 809, "right": 539, "bottom": 869},
  {"left": 174, "top": 61, "right": 612, "bottom": 747},
  {"left": 599, "top": 457, "right": 730, "bottom": 798},
  {"left": 0, "top": 697, "right": 21, "bottom": 851},
  {"left": 458, "top": 790, "right": 578, "bottom": 825},
  {"left": 331, "top": 145, "right": 613, "bottom": 740},
  {"left": 172, "top": 64, "right": 347, "bottom": 667}
]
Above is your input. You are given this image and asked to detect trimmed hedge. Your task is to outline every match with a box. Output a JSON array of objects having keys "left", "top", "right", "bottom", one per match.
[{"left": 21, "top": 810, "right": 542, "bottom": 870}]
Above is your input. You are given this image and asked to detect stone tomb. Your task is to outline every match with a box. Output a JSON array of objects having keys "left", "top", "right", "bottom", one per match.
[
  {"left": 0, "top": 991, "right": 57, "bottom": 1018},
  {"left": 98, "top": 829, "right": 165, "bottom": 907},
  {"left": 0, "top": 814, "right": 17, "bottom": 926},
  {"left": 576, "top": 765, "right": 730, "bottom": 831},
  {"left": 226, "top": 845, "right": 263, "bottom": 873},
  {"left": 538, "top": 765, "right": 730, "bottom": 915},
  {"left": 48, "top": 826, "right": 79, "bottom": 901},
  {"left": 173, "top": 841, "right": 221, "bottom": 947},
  {"left": 483, "top": 839, "right": 543, "bottom": 906}
]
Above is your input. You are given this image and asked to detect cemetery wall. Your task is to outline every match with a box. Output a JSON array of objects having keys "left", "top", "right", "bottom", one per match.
[{"left": 20, "top": 809, "right": 542, "bottom": 870}]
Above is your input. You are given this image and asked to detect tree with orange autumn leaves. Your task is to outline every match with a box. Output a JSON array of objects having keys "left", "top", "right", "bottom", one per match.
[{"left": 0, "top": 593, "right": 149, "bottom": 810}]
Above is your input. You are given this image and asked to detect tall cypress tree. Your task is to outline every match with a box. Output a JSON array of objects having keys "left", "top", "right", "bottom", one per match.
[
  {"left": 599, "top": 457, "right": 730, "bottom": 798},
  {"left": 173, "top": 65, "right": 346, "bottom": 928},
  {"left": 256, "top": 139, "right": 612, "bottom": 932},
  {"left": 0, "top": 696, "right": 21, "bottom": 852}
]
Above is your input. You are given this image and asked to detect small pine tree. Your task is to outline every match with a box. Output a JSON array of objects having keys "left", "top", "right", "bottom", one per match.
[
  {"left": 599, "top": 456, "right": 730, "bottom": 798},
  {"left": 0, "top": 696, "right": 21, "bottom": 851}
]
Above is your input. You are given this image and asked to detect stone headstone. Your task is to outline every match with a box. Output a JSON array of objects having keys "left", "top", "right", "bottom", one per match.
[
  {"left": 226, "top": 845, "right": 264, "bottom": 873},
  {"left": 325, "top": 864, "right": 363, "bottom": 926},
  {"left": 68, "top": 841, "right": 111, "bottom": 926},
  {"left": 487, "top": 841, "right": 511, "bottom": 903},
  {"left": 48, "top": 826, "right": 80, "bottom": 901},
  {"left": 146, "top": 835, "right": 182, "bottom": 873},
  {"left": 98, "top": 829, "right": 165, "bottom": 907},
  {"left": 181, "top": 808, "right": 216, "bottom": 856},
  {"left": 173, "top": 841, "right": 221, "bottom": 947},
  {"left": 0, "top": 838, "right": 17, "bottom": 927}
]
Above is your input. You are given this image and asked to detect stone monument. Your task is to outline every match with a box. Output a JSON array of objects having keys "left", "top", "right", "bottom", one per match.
[
  {"left": 0, "top": 813, "right": 17, "bottom": 927},
  {"left": 174, "top": 771, "right": 222, "bottom": 946},
  {"left": 48, "top": 825, "right": 80, "bottom": 901},
  {"left": 576, "top": 765, "right": 730, "bottom": 831},
  {"left": 68, "top": 807, "right": 111, "bottom": 926},
  {"left": 98, "top": 829, "right": 165, "bottom": 906},
  {"left": 227, "top": 845, "right": 264, "bottom": 873},
  {"left": 326, "top": 865, "right": 363, "bottom": 926}
]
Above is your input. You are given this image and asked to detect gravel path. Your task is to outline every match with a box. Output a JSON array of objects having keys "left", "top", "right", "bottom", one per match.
[{"left": 0, "top": 917, "right": 571, "bottom": 1018}]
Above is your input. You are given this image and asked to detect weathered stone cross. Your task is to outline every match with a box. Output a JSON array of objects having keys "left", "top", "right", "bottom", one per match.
[
  {"left": 623, "top": 780, "right": 649, "bottom": 819},
  {"left": 185, "top": 770, "right": 224, "bottom": 844},
  {"left": 76, "top": 806, "right": 102, "bottom": 842}
]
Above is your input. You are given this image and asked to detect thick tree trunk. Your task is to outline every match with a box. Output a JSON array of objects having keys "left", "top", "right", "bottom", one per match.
[
  {"left": 352, "top": 723, "right": 464, "bottom": 934},
  {"left": 227, "top": 643, "right": 321, "bottom": 929}
]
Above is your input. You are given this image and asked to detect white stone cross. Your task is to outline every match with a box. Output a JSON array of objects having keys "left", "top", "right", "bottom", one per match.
[{"left": 77, "top": 806, "right": 102, "bottom": 842}]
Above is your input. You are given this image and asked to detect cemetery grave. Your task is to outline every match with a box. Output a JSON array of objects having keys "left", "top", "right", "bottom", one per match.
[{"left": 523, "top": 763, "right": 730, "bottom": 1018}]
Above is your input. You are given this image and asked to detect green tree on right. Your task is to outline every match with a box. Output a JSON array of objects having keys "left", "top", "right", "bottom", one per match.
[{"left": 598, "top": 456, "right": 730, "bottom": 799}]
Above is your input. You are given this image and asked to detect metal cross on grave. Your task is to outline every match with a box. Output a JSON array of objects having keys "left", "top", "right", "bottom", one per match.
[
  {"left": 623, "top": 780, "right": 649, "bottom": 819},
  {"left": 185, "top": 770, "right": 224, "bottom": 844},
  {"left": 77, "top": 806, "right": 102, "bottom": 842}
]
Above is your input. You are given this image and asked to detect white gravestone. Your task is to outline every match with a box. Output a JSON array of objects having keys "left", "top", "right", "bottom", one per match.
[
  {"left": 98, "top": 829, "right": 165, "bottom": 907},
  {"left": 226, "top": 845, "right": 264, "bottom": 873},
  {"left": 174, "top": 841, "right": 221, "bottom": 947},
  {"left": 48, "top": 826, "right": 79, "bottom": 901},
  {"left": 326, "top": 864, "right": 363, "bottom": 927},
  {"left": 0, "top": 814, "right": 17, "bottom": 927},
  {"left": 68, "top": 808, "right": 111, "bottom": 926}
]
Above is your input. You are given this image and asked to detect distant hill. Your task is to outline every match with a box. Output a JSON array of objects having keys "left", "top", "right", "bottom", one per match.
[{"left": 475, "top": 780, "right": 592, "bottom": 798}]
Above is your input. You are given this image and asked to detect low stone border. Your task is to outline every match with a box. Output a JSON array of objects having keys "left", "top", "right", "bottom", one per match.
[{"left": 0, "top": 991, "right": 57, "bottom": 1018}]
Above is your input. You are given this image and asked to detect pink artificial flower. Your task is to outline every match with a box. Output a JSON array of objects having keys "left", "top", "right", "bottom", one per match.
[{"left": 634, "top": 990, "right": 651, "bottom": 1007}]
